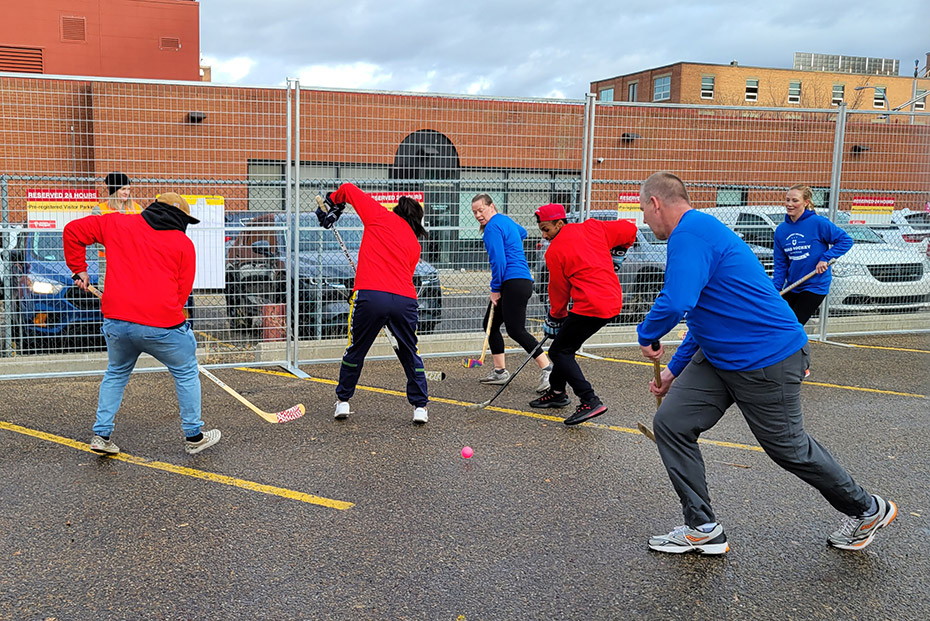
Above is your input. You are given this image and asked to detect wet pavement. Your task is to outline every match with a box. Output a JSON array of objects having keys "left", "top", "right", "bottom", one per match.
[{"left": 1, "top": 333, "right": 928, "bottom": 620}]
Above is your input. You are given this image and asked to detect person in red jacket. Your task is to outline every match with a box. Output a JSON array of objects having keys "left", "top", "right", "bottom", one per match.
[
  {"left": 64, "top": 192, "right": 220, "bottom": 456},
  {"left": 318, "top": 183, "right": 430, "bottom": 424},
  {"left": 531, "top": 203, "right": 636, "bottom": 425}
]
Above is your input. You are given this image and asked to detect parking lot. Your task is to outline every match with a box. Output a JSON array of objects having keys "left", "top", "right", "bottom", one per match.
[{"left": 2, "top": 332, "right": 928, "bottom": 620}]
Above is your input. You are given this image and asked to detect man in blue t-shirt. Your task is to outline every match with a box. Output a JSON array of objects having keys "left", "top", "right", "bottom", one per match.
[{"left": 635, "top": 172, "right": 895, "bottom": 556}]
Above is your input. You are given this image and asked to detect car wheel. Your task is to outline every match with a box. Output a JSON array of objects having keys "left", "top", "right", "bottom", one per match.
[{"left": 623, "top": 270, "right": 664, "bottom": 322}]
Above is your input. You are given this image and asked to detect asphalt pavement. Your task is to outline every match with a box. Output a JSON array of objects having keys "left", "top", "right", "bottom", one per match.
[{"left": 1, "top": 333, "right": 928, "bottom": 620}]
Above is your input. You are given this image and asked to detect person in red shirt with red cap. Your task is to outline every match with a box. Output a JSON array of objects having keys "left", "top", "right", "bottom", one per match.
[
  {"left": 531, "top": 203, "right": 636, "bottom": 425},
  {"left": 318, "top": 183, "right": 430, "bottom": 424}
]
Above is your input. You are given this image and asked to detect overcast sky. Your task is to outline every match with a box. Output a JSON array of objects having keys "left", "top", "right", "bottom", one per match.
[{"left": 200, "top": 0, "right": 930, "bottom": 99}]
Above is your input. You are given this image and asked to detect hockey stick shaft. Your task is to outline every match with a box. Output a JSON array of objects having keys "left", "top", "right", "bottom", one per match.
[
  {"left": 780, "top": 258, "right": 837, "bottom": 296},
  {"left": 468, "top": 335, "right": 549, "bottom": 410},
  {"left": 478, "top": 302, "right": 495, "bottom": 365},
  {"left": 87, "top": 285, "right": 304, "bottom": 423}
]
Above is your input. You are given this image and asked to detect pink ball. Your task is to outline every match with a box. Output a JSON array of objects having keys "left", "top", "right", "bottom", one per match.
[{"left": 461, "top": 446, "right": 473, "bottom": 459}]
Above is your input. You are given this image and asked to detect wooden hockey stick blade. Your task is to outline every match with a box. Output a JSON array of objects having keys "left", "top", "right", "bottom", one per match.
[
  {"left": 199, "top": 366, "right": 305, "bottom": 424},
  {"left": 637, "top": 421, "right": 656, "bottom": 443},
  {"left": 466, "top": 400, "right": 492, "bottom": 411}
]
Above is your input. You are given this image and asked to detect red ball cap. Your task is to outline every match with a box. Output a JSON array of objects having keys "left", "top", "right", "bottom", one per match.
[{"left": 535, "top": 203, "right": 566, "bottom": 222}]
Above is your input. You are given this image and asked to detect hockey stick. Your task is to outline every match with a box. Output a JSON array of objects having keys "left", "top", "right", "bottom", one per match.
[
  {"left": 780, "top": 258, "right": 837, "bottom": 295},
  {"left": 315, "top": 195, "right": 445, "bottom": 382},
  {"left": 464, "top": 302, "right": 494, "bottom": 368},
  {"left": 467, "top": 335, "right": 550, "bottom": 411},
  {"left": 87, "top": 285, "right": 305, "bottom": 424},
  {"left": 638, "top": 342, "right": 662, "bottom": 443}
]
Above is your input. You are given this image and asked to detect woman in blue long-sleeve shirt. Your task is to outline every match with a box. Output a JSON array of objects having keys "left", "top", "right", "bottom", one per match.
[
  {"left": 471, "top": 194, "right": 552, "bottom": 393},
  {"left": 773, "top": 185, "right": 853, "bottom": 325}
]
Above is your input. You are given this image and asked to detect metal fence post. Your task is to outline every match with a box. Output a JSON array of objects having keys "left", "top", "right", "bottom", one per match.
[
  {"left": 583, "top": 93, "right": 597, "bottom": 220},
  {"left": 1, "top": 174, "right": 11, "bottom": 358},
  {"left": 819, "top": 102, "right": 847, "bottom": 344},
  {"left": 578, "top": 94, "right": 592, "bottom": 214}
]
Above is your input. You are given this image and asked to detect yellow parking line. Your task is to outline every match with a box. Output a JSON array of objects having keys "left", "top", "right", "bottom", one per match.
[
  {"left": 842, "top": 343, "right": 930, "bottom": 354},
  {"left": 591, "top": 356, "right": 927, "bottom": 399},
  {"left": 0, "top": 420, "right": 354, "bottom": 511},
  {"left": 238, "top": 368, "right": 764, "bottom": 452}
]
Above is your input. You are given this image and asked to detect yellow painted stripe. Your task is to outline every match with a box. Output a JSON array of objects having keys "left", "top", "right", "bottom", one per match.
[
  {"left": 0, "top": 420, "right": 354, "bottom": 511},
  {"left": 803, "top": 381, "right": 926, "bottom": 399},
  {"left": 591, "top": 355, "right": 926, "bottom": 399},
  {"left": 842, "top": 343, "right": 930, "bottom": 354},
  {"left": 237, "top": 367, "right": 764, "bottom": 452}
]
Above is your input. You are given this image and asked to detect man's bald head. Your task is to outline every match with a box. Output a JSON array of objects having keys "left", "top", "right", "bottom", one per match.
[
  {"left": 639, "top": 172, "right": 692, "bottom": 240},
  {"left": 641, "top": 172, "right": 691, "bottom": 207}
]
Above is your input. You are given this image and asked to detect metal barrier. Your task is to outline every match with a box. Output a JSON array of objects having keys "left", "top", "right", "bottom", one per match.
[{"left": 0, "top": 74, "right": 928, "bottom": 379}]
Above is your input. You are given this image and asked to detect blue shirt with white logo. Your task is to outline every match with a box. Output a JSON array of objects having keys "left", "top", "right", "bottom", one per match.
[{"left": 773, "top": 210, "right": 853, "bottom": 295}]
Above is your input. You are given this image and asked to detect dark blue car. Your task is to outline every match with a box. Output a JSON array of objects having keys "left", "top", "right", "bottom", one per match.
[{"left": 5, "top": 228, "right": 193, "bottom": 353}]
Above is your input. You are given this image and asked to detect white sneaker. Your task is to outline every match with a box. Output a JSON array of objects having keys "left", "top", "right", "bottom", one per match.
[
  {"left": 334, "top": 401, "right": 351, "bottom": 420},
  {"left": 89, "top": 435, "right": 119, "bottom": 455},
  {"left": 413, "top": 406, "right": 428, "bottom": 424},
  {"left": 184, "top": 429, "right": 221, "bottom": 455}
]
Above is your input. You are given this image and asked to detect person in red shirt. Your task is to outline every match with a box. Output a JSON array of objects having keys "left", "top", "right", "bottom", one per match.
[
  {"left": 64, "top": 192, "right": 220, "bottom": 456},
  {"left": 319, "top": 183, "right": 430, "bottom": 424},
  {"left": 531, "top": 203, "right": 636, "bottom": 425}
]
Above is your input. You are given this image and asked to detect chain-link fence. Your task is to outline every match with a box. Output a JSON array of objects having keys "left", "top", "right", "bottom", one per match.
[{"left": 1, "top": 74, "right": 928, "bottom": 378}]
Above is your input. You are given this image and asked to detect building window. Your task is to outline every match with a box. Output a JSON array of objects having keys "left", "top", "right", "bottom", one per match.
[
  {"left": 701, "top": 75, "right": 715, "bottom": 99},
  {"left": 915, "top": 89, "right": 926, "bottom": 111},
  {"left": 653, "top": 75, "right": 671, "bottom": 101},
  {"left": 873, "top": 86, "right": 887, "bottom": 108},
  {"left": 788, "top": 80, "right": 801, "bottom": 104},
  {"left": 832, "top": 84, "right": 844, "bottom": 106},
  {"left": 745, "top": 79, "right": 759, "bottom": 102},
  {"left": 627, "top": 81, "right": 638, "bottom": 102},
  {"left": 716, "top": 186, "right": 748, "bottom": 207},
  {"left": 599, "top": 88, "right": 614, "bottom": 102}
]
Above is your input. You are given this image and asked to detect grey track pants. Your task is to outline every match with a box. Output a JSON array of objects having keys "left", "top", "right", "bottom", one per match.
[{"left": 653, "top": 346, "right": 872, "bottom": 527}]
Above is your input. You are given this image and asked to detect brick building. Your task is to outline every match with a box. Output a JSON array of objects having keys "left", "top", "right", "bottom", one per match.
[
  {"left": 591, "top": 53, "right": 930, "bottom": 120},
  {"left": 0, "top": 0, "right": 200, "bottom": 81}
]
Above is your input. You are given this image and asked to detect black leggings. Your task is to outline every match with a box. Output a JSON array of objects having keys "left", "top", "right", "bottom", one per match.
[
  {"left": 548, "top": 313, "right": 610, "bottom": 403},
  {"left": 483, "top": 278, "right": 542, "bottom": 358},
  {"left": 782, "top": 290, "right": 826, "bottom": 326}
]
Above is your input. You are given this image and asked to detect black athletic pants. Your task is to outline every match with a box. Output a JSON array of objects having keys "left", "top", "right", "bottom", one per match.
[
  {"left": 484, "top": 278, "right": 543, "bottom": 359},
  {"left": 548, "top": 313, "right": 609, "bottom": 403},
  {"left": 782, "top": 290, "right": 826, "bottom": 326}
]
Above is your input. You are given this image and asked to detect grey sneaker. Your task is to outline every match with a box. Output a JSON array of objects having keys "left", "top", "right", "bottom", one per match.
[
  {"left": 535, "top": 364, "right": 552, "bottom": 394},
  {"left": 828, "top": 495, "right": 897, "bottom": 550},
  {"left": 413, "top": 407, "right": 428, "bottom": 424},
  {"left": 479, "top": 368, "right": 510, "bottom": 385},
  {"left": 89, "top": 435, "right": 119, "bottom": 455},
  {"left": 648, "top": 524, "right": 729, "bottom": 555},
  {"left": 184, "top": 429, "right": 222, "bottom": 455}
]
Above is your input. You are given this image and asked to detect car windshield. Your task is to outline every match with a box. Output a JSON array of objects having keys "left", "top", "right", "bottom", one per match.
[
  {"left": 839, "top": 225, "right": 885, "bottom": 244},
  {"left": 296, "top": 214, "right": 363, "bottom": 252},
  {"left": 766, "top": 212, "right": 784, "bottom": 223},
  {"left": 33, "top": 231, "right": 95, "bottom": 262},
  {"left": 904, "top": 212, "right": 930, "bottom": 230}
]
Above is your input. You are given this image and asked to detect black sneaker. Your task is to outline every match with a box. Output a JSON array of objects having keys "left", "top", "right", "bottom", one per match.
[
  {"left": 529, "top": 389, "right": 571, "bottom": 409},
  {"left": 564, "top": 398, "right": 607, "bottom": 425}
]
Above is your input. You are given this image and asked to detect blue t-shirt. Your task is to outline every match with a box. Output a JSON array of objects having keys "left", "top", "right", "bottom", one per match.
[
  {"left": 637, "top": 210, "right": 808, "bottom": 376},
  {"left": 772, "top": 210, "right": 853, "bottom": 295},
  {"left": 482, "top": 213, "right": 532, "bottom": 292}
]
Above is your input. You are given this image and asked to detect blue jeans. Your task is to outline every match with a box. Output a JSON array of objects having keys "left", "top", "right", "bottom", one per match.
[{"left": 95, "top": 318, "right": 202, "bottom": 438}]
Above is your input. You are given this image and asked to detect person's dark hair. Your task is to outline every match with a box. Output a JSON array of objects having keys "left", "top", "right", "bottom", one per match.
[{"left": 394, "top": 196, "right": 428, "bottom": 239}]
